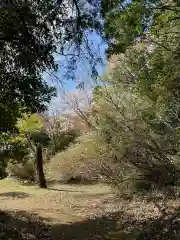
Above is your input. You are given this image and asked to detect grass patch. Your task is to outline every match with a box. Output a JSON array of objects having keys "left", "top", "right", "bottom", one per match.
[{"left": 45, "top": 133, "right": 101, "bottom": 183}]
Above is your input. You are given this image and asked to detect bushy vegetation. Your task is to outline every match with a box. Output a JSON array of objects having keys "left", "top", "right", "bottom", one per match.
[
  {"left": 7, "top": 159, "right": 34, "bottom": 181},
  {"left": 45, "top": 128, "right": 81, "bottom": 159},
  {"left": 0, "top": 114, "right": 80, "bottom": 181},
  {"left": 92, "top": 79, "right": 180, "bottom": 190},
  {"left": 89, "top": 1, "right": 180, "bottom": 194}
]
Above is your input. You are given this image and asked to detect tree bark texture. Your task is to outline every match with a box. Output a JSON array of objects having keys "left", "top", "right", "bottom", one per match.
[{"left": 35, "top": 143, "right": 47, "bottom": 188}]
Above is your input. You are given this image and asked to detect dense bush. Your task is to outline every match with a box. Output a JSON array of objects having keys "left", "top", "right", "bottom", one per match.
[
  {"left": 92, "top": 66, "right": 180, "bottom": 191},
  {"left": 54, "top": 128, "right": 80, "bottom": 151},
  {"left": 6, "top": 159, "right": 34, "bottom": 180},
  {"left": 0, "top": 160, "right": 7, "bottom": 178},
  {"left": 89, "top": 0, "right": 180, "bottom": 195},
  {"left": 0, "top": 137, "right": 30, "bottom": 178},
  {"left": 46, "top": 128, "right": 81, "bottom": 159}
]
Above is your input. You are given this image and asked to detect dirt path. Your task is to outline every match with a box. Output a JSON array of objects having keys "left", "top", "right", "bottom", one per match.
[
  {"left": 0, "top": 179, "right": 122, "bottom": 239},
  {"left": 0, "top": 179, "right": 114, "bottom": 224}
]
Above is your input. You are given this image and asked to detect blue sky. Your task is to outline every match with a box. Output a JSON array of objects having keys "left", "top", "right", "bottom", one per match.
[
  {"left": 46, "top": 32, "right": 107, "bottom": 91},
  {"left": 45, "top": 32, "right": 107, "bottom": 114}
]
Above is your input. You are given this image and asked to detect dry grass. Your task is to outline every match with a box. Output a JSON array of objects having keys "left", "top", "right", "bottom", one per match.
[
  {"left": 1, "top": 179, "right": 180, "bottom": 239},
  {"left": 45, "top": 133, "right": 101, "bottom": 182}
]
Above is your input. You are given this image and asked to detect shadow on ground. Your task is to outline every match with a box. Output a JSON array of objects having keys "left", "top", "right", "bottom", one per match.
[
  {"left": 0, "top": 192, "right": 30, "bottom": 199},
  {"left": 1, "top": 205, "right": 180, "bottom": 239},
  {"left": 48, "top": 187, "right": 85, "bottom": 193}
]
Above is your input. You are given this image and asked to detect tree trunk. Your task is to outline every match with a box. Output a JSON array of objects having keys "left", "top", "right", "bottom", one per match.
[{"left": 35, "top": 143, "right": 47, "bottom": 188}]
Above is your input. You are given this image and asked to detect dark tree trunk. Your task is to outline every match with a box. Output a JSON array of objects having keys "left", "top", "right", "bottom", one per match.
[{"left": 35, "top": 143, "right": 47, "bottom": 188}]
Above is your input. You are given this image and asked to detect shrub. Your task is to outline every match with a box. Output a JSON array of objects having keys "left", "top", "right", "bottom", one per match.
[
  {"left": 0, "top": 160, "right": 7, "bottom": 178},
  {"left": 0, "top": 138, "right": 30, "bottom": 179},
  {"left": 6, "top": 159, "right": 34, "bottom": 180},
  {"left": 53, "top": 128, "right": 80, "bottom": 152},
  {"left": 92, "top": 82, "right": 180, "bottom": 191},
  {"left": 46, "top": 128, "right": 81, "bottom": 159}
]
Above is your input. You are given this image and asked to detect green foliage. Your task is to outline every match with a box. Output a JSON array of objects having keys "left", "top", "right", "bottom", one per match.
[
  {"left": 93, "top": 50, "right": 180, "bottom": 190},
  {"left": 101, "top": 0, "right": 175, "bottom": 55},
  {"left": 0, "top": 0, "right": 102, "bottom": 132},
  {"left": 91, "top": 0, "right": 180, "bottom": 192},
  {"left": 0, "top": 160, "right": 7, "bottom": 178},
  {"left": 47, "top": 128, "right": 81, "bottom": 158},
  {"left": 14, "top": 113, "right": 81, "bottom": 169},
  {"left": 102, "top": 0, "right": 149, "bottom": 55},
  {"left": 17, "top": 113, "right": 50, "bottom": 147},
  {"left": 0, "top": 133, "right": 29, "bottom": 163},
  {"left": 8, "top": 141, "right": 29, "bottom": 163},
  {"left": 0, "top": 133, "right": 30, "bottom": 178},
  {"left": 101, "top": 0, "right": 180, "bottom": 116},
  {"left": 30, "top": 131, "right": 50, "bottom": 146},
  {"left": 17, "top": 114, "right": 43, "bottom": 134},
  {"left": 54, "top": 128, "right": 80, "bottom": 151}
]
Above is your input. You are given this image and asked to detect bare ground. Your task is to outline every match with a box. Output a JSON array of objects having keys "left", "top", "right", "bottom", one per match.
[
  {"left": 0, "top": 179, "right": 114, "bottom": 224},
  {"left": 1, "top": 179, "right": 180, "bottom": 239}
]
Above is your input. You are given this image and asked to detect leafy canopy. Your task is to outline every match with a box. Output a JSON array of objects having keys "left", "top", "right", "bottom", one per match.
[{"left": 0, "top": 0, "right": 102, "bottom": 132}]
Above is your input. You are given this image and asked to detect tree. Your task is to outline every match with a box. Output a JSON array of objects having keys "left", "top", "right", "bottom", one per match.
[
  {"left": 0, "top": 0, "right": 102, "bottom": 132},
  {"left": 103, "top": 1, "right": 180, "bottom": 127},
  {"left": 92, "top": 66, "right": 180, "bottom": 189},
  {"left": 60, "top": 87, "right": 93, "bottom": 128},
  {"left": 0, "top": 1, "right": 57, "bottom": 131},
  {"left": 40, "top": 112, "right": 81, "bottom": 156},
  {"left": 36, "top": 143, "right": 47, "bottom": 188},
  {"left": 91, "top": 0, "right": 180, "bottom": 188},
  {"left": 100, "top": 0, "right": 180, "bottom": 137},
  {"left": 17, "top": 114, "right": 49, "bottom": 188},
  {"left": 101, "top": 0, "right": 178, "bottom": 54}
]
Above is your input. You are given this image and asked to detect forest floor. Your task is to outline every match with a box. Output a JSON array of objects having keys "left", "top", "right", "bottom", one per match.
[{"left": 0, "top": 179, "right": 180, "bottom": 239}]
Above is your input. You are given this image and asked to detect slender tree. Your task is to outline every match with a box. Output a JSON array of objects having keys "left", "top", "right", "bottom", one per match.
[{"left": 35, "top": 143, "right": 47, "bottom": 188}]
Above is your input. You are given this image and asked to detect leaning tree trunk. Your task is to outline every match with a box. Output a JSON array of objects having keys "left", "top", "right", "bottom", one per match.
[{"left": 35, "top": 143, "right": 47, "bottom": 188}]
